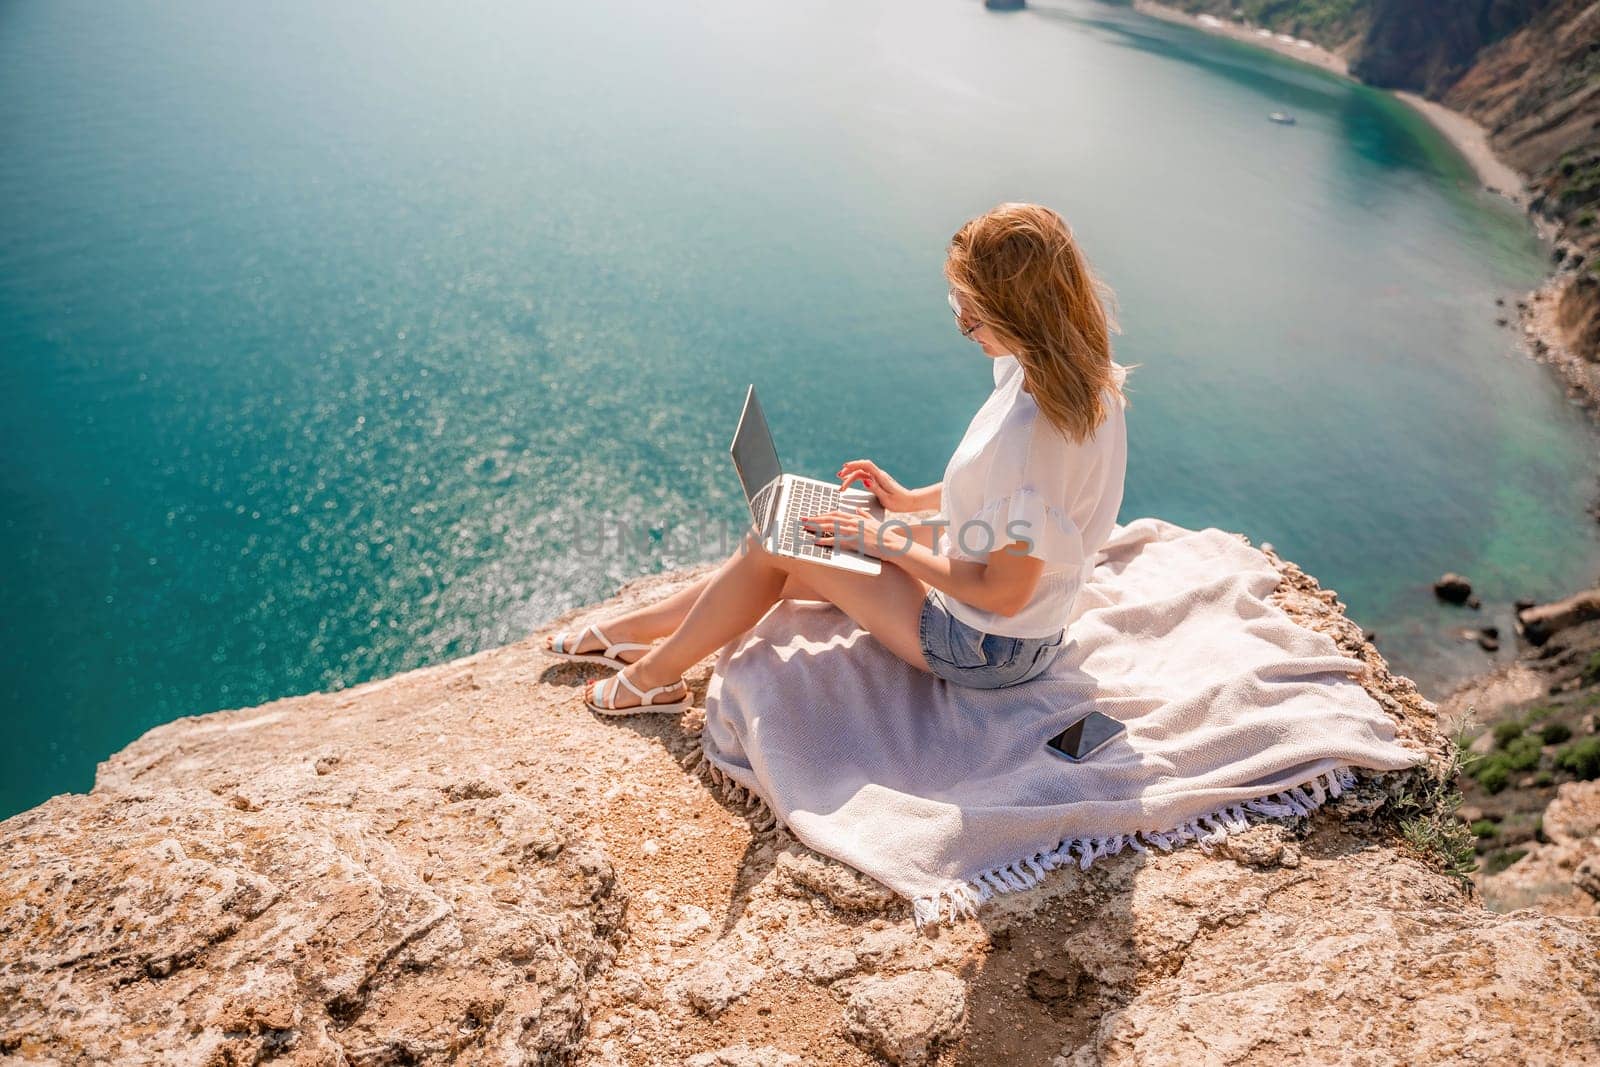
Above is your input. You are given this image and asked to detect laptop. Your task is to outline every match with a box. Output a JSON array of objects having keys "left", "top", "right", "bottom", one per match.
[{"left": 729, "top": 385, "right": 882, "bottom": 575}]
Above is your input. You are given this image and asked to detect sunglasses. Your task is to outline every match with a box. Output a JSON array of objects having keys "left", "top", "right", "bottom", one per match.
[{"left": 947, "top": 289, "right": 981, "bottom": 339}]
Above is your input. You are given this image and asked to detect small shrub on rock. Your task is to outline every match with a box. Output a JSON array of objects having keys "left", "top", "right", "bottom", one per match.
[
  {"left": 1474, "top": 757, "right": 1512, "bottom": 795},
  {"left": 1493, "top": 719, "right": 1525, "bottom": 749},
  {"left": 1503, "top": 735, "right": 1543, "bottom": 772},
  {"left": 1539, "top": 722, "right": 1573, "bottom": 746},
  {"left": 1556, "top": 738, "right": 1600, "bottom": 781}
]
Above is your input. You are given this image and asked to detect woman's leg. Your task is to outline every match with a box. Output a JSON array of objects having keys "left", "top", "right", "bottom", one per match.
[
  {"left": 546, "top": 557, "right": 826, "bottom": 661},
  {"left": 563, "top": 523, "right": 937, "bottom": 648},
  {"left": 589, "top": 532, "right": 931, "bottom": 708}
]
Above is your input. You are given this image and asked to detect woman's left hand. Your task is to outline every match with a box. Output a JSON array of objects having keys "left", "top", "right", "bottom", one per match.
[{"left": 800, "top": 508, "right": 908, "bottom": 561}]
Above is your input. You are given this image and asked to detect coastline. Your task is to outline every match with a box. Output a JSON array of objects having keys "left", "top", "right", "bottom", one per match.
[
  {"left": 1523, "top": 276, "right": 1600, "bottom": 422},
  {"left": 1129, "top": 0, "right": 1600, "bottom": 708},
  {"left": 1131, "top": 1, "right": 1530, "bottom": 208},
  {"left": 1132, "top": 0, "right": 1351, "bottom": 78},
  {"left": 1391, "top": 90, "right": 1530, "bottom": 208},
  {"left": 1128, "top": 1, "right": 1600, "bottom": 422}
]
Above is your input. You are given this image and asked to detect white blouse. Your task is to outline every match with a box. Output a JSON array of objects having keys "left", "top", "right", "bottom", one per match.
[{"left": 930, "top": 353, "right": 1128, "bottom": 639}]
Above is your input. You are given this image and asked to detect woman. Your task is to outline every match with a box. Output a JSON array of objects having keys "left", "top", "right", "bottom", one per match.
[{"left": 548, "top": 202, "right": 1134, "bottom": 712}]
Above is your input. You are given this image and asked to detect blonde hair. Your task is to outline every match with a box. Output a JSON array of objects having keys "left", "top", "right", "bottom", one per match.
[{"left": 945, "top": 202, "right": 1136, "bottom": 444}]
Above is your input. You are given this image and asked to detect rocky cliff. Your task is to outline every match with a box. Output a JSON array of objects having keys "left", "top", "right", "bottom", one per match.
[
  {"left": 1351, "top": 0, "right": 1560, "bottom": 97},
  {"left": 1143, "top": 0, "right": 1600, "bottom": 930},
  {"left": 1481, "top": 779, "right": 1600, "bottom": 914},
  {"left": 1438, "top": 584, "right": 1600, "bottom": 912},
  {"left": 4, "top": 547, "right": 1600, "bottom": 1065},
  {"left": 1441, "top": 0, "right": 1600, "bottom": 375}
]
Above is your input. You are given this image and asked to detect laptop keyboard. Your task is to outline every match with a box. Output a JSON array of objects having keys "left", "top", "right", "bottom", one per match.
[
  {"left": 777, "top": 481, "right": 840, "bottom": 559},
  {"left": 750, "top": 481, "right": 778, "bottom": 534}
]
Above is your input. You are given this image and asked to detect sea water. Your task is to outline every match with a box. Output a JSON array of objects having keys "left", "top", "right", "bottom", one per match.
[{"left": 2, "top": 0, "right": 1595, "bottom": 817}]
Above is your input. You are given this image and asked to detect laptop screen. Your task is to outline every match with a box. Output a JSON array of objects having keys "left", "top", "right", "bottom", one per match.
[{"left": 729, "top": 385, "right": 783, "bottom": 519}]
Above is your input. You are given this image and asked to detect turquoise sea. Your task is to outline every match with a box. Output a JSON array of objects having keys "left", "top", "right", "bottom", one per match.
[{"left": 3, "top": 0, "right": 1597, "bottom": 819}]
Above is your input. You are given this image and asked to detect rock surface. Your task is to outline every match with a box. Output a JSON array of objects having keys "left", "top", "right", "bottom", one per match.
[
  {"left": 1437, "top": 584, "right": 1600, "bottom": 891},
  {"left": 1482, "top": 779, "right": 1600, "bottom": 917},
  {"left": 842, "top": 972, "right": 967, "bottom": 1066},
  {"left": 1519, "top": 587, "right": 1600, "bottom": 646},
  {"left": 3, "top": 547, "right": 1600, "bottom": 1065}
]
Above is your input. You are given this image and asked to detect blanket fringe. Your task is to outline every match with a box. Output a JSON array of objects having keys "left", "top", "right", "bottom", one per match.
[
  {"left": 689, "top": 741, "right": 1359, "bottom": 933},
  {"left": 908, "top": 766, "right": 1360, "bottom": 929},
  {"left": 693, "top": 751, "right": 787, "bottom": 835}
]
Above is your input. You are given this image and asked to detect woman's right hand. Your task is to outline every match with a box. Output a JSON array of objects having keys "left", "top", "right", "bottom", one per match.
[{"left": 837, "top": 459, "right": 917, "bottom": 512}]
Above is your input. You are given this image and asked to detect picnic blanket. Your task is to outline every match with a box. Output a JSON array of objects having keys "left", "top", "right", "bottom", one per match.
[{"left": 697, "top": 516, "right": 1427, "bottom": 925}]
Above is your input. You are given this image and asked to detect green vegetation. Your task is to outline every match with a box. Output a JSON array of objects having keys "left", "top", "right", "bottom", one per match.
[
  {"left": 1492, "top": 718, "right": 1525, "bottom": 749},
  {"left": 1482, "top": 848, "right": 1528, "bottom": 877},
  {"left": 1470, "top": 819, "right": 1498, "bottom": 839},
  {"left": 1559, "top": 165, "right": 1600, "bottom": 212},
  {"left": 1538, "top": 722, "right": 1573, "bottom": 746},
  {"left": 1398, "top": 809, "right": 1477, "bottom": 880},
  {"left": 1164, "top": 0, "right": 1368, "bottom": 43},
  {"left": 1464, "top": 709, "right": 1591, "bottom": 794},
  {"left": 1555, "top": 737, "right": 1600, "bottom": 781},
  {"left": 1545, "top": 150, "right": 1600, "bottom": 234},
  {"left": 1503, "top": 735, "right": 1543, "bottom": 771},
  {"left": 1393, "top": 748, "right": 1477, "bottom": 882},
  {"left": 1468, "top": 724, "right": 1544, "bottom": 794},
  {"left": 1583, "top": 652, "right": 1600, "bottom": 687},
  {"left": 1475, "top": 760, "right": 1512, "bottom": 794}
]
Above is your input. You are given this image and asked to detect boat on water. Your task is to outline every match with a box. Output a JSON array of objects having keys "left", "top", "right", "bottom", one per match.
[{"left": 1268, "top": 111, "right": 1297, "bottom": 125}]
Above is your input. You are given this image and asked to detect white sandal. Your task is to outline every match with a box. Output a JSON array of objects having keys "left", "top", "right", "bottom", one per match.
[
  {"left": 584, "top": 671, "right": 691, "bottom": 716},
  {"left": 547, "top": 622, "right": 651, "bottom": 669}
]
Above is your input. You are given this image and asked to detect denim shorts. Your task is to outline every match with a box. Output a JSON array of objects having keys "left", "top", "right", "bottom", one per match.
[{"left": 918, "top": 589, "right": 1066, "bottom": 689}]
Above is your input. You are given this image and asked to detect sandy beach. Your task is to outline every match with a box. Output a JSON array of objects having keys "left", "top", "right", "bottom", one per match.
[
  {"left": 1392, "top": 91, "right": 1529, "bottom": 204},
  {"left": 1133, "top": 0, "right": 1351, "bottom": 76}
]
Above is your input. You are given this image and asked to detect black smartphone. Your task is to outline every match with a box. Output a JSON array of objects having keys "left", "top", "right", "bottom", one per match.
[{"left": 1045, "top": 712, "right": 1126, "bottom": 762}]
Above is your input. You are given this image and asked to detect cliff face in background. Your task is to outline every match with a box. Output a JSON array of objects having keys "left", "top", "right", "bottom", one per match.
[
  {"left": 1158, "top": 0, "right": 1600, "bottom": 366},
  {"left": 1352, "top": 0, "right": 1559, "bottom": 96},
  {"left": 4, "top": 548, "right": 1600, "bottom": 1064},
  {"left": 1144, "top": 0, "right": 1600, "bottom": 912},
  {"left": 1442, "top": 0, "right": 1600, "bottom": 365}
]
